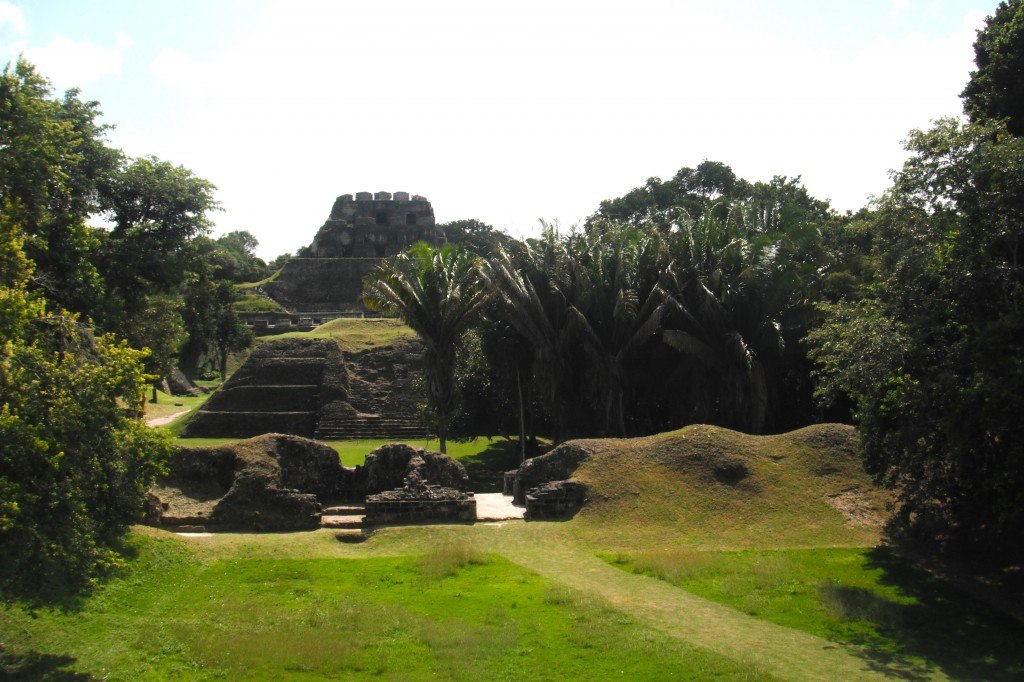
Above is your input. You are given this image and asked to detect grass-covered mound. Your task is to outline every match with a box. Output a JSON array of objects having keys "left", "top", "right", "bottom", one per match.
[
  {"left": 270, "top": 317, "right": 416, "bottom": 352},
  {"left": 543, "top": 423, "right": 888, "bottom": 549}
]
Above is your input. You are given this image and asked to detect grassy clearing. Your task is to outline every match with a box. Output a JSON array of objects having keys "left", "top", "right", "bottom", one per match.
[
  {"left": 267, "top": 317, "right": 416, "bottom": 353},
  {"left": 0, "top": 533, "right": 774, "bottom": 681},
  {"left": 143, "top": 389, "right": 212, "bottom": 423},
  {"left": 604, "top": 547, "right": 1024, "bottom": 680},
  {"left": 233, "top": 292, "right": 284, "bottom": 313}
]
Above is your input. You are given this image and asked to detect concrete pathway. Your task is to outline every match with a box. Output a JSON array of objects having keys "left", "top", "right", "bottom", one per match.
[{"left": 475, "top": 493, "right": 525, "bottom": 521}]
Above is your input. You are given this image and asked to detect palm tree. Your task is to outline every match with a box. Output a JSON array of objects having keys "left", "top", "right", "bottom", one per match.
[
  {"left": 363, "top": 242, "right": 490, "bottom": 454},
  {"left": 565, "top": 222, "right": 671, "bottom": 436},
  {"left": 488, "top": 226, "right": 576, "bottom": 443},
  {"left": 662, "top": 204, "right": 787, "bottom": 433}
]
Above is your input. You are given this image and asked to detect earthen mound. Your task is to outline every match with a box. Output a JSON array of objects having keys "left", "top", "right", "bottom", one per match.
[{"left": 507, "top": 423, "right": 889, "bottom": 543}]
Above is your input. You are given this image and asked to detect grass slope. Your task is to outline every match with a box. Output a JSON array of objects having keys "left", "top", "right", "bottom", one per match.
[
  {"left": 267, "top": 317, "right": 415, "bottom": 353},
  {"left": 0, "top": 533, "right": 773, "bottom": 681},
  {"left": 565, "top": 423, "right": 889, "bottom": 549},
  {"left": 604, "top": 547, "right": 1024, "bottom": 680}
]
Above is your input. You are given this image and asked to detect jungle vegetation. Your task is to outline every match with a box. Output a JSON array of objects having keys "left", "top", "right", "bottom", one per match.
[{"left": 1, "top": 0, "right": 1023, "bottom": 596}]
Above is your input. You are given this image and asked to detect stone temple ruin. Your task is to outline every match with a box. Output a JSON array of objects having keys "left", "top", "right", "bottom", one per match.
[
  {"left": 245, "top": 191, "right": 444, "bottom": 330},
  {"left": 184, "top": 337, "right": 429, "bottom": 441},
  {"left": 147, "top": 436, "right": 474, "bottom": 532}
]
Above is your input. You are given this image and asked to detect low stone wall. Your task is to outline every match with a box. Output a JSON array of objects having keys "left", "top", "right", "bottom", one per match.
[
  {"left": 183, "top": 410, "right": 318, "bottom": 439},
  {"left": 524, "top": 480, "right": 587, "bottom": 519},
  {"left": 511, "top": 443, "right": 590, "bottom": 504},
  {"left": 364, "top": 493, "right": 476, "bottom": 524}
]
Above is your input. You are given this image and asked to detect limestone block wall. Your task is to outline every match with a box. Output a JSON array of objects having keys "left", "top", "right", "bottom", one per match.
[
  {"left": 524, "top": 481, "right": 587, "bottom": 519},
  {"left": 261, "top": 258, "right": 381, "bottom": 313},
  {"left": 364, "top": 493, "right": 476, "bottom": 524}
]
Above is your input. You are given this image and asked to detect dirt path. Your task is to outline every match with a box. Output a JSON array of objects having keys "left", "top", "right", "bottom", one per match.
[{"left": 145, "top": 410, "right": 190, "bottom": 427}]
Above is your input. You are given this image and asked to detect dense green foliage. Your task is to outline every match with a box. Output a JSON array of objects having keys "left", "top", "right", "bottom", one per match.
[
  {"left": 807, "top": 119, "right": 1024, "bottom": 558},
  {"left": 438, "top": 218, "right": 508, "bottom": 257},
  {"left": 962, "top": 0, "right": 1024, "bottom": 135},
  {"left": 1, "top": 58, "right": 255, "bottom": 386},
  {"left": 0, "top": 59, "right": 249, "bottom": 593},
  {"left": 480, "top": 175, "right": 839, "bottom": 442},
  {"left": 363, "top": 243, "right": 491, "bottom": 453},
  {"left": 0, "top": 211, "right": 172, "bottom": 595}
]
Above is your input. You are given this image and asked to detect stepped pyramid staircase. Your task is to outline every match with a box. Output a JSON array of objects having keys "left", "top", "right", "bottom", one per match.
[
  {"left": 183, "top": 337, "right": 431, "bottom": 441},
  {"left": 314, "top": 338, "right": 431, "bottom": 440},
  {"left": 183, "top": 338, "right": 346, "bottom": 438}
]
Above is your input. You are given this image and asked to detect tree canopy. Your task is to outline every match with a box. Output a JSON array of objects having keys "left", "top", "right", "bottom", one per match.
[{"left": 962, "top": 0, "right": 1024, "bottom": 135}]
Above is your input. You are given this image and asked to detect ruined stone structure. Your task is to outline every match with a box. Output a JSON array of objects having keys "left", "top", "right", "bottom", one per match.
[
  {"left": 183, "top": 338, "right": 350, "bottom": 438},
  {"left": 303, "top": 191, "right": 439, "bottom": 259},
  {"left": 245, "top": 192, "right": 443, "bottom": 326},
  {"left": 504, "top": 442, "right": 591, "bottom": 519},
  {"left": 184, "top": 337, "right": 430, "bottom": 440}
]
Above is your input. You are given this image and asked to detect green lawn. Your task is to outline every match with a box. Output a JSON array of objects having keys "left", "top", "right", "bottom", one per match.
[
  {"left": 603, "top": 547, "right": 1024, "bottom": 681},
  {"left": 144, "top": 389, "right": 213, "bottom": 423},
  {"left": 267, "top": 317, "right": 416, "bottom": 353},
  {"left": 0, "top": 533, "right": 773, "bottom": 681}
]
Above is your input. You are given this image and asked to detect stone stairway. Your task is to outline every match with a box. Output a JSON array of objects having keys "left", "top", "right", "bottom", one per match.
[
  {"left": 184, "top": 339, "right": 344, "bottom": 439},
  {"left": 315, "top": 413, "right": 429, "bottom": 439},
  {"left": 320, "top": 503, "right": 366, "bottom": 529},
  {"left": 314, "top": 338, "right": 432, "bottom": 440}
]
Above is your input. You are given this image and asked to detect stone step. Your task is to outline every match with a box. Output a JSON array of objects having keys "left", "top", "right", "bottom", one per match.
[
  {"left": 322, "top": 505, "right": 365, "bottom": 515},
  {"left": 161, "top": 514, "right": 209, "bottom": 526},
  {"left": 316, "top": 430, "right": 431, "bottom": 439},
  {"left": 321, "top": 514, "right": 365, "bottom": 529}
]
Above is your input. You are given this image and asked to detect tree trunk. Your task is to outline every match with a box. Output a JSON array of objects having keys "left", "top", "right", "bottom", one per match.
[
  {"left": 151, "top": 384, "right": 158, "bottom": 403},
  {"left": 604, "top": 391, "right": 615, "bottom": 436},
  {"left": 219, "top": 348, "right": 228, "bottom": 382},
  {"left": 438, "top": 409, "right": 448, "bottom": 455},
  {"left": 550, "top": 382, "right": 561, "bottom": 445},
  {"left": 617, "top": 388, "right": 627, "bottom": 437},
  {"left": 516, "top": 367, "right": 526, "bottom": 464}
]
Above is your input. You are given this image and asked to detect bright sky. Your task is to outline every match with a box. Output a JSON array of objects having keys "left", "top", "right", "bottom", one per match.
[{"left": 0, "top": 0, "right": 998, "bottom": 259}]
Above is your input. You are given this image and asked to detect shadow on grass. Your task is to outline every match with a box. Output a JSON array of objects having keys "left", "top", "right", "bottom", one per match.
[
  {"left": 844, "top": 547, "right": 1024, "bottom": 681},
  {"left": 1, "top": 536, "right": 140, "bottom": 613},
  {"left": 455, "top": 440, "right": 521, "bottom": 493},
  {"left": 0, "top": 650, "right": 95, "bottom": 681}
]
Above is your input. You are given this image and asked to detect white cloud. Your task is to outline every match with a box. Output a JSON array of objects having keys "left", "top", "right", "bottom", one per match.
[
  {"left": 0, "top": 1, "right": 25, "bottom": 33},
  {"left": 125, "top": 1, "right": 993, "bottom": 259},
  {"left": 25, "top": 32, "right": 132, "bottom": 89}
]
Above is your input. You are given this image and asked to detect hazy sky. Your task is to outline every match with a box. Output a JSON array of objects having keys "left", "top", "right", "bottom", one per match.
[{"left": 0, "top": 0, "right": 999, "bottom": 259}]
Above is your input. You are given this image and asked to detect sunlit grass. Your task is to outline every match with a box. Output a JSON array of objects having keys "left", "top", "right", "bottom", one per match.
[
  {"left": 0, "top": 534, "right": 772, "bottom": 680},
  {"left": 604, "top": 546, "right": 1024, "bottom": 679}
]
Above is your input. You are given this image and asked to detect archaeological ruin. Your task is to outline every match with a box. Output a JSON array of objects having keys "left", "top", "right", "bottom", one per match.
[
  {"left": 243, "top": 191, "right": 444, "bottom": 330},
  {"left": 147, "top": 437, "right": 474, "bottom": 532},
  {"left": 184, "top": 337, "right": 429, "bottom": 441}
]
